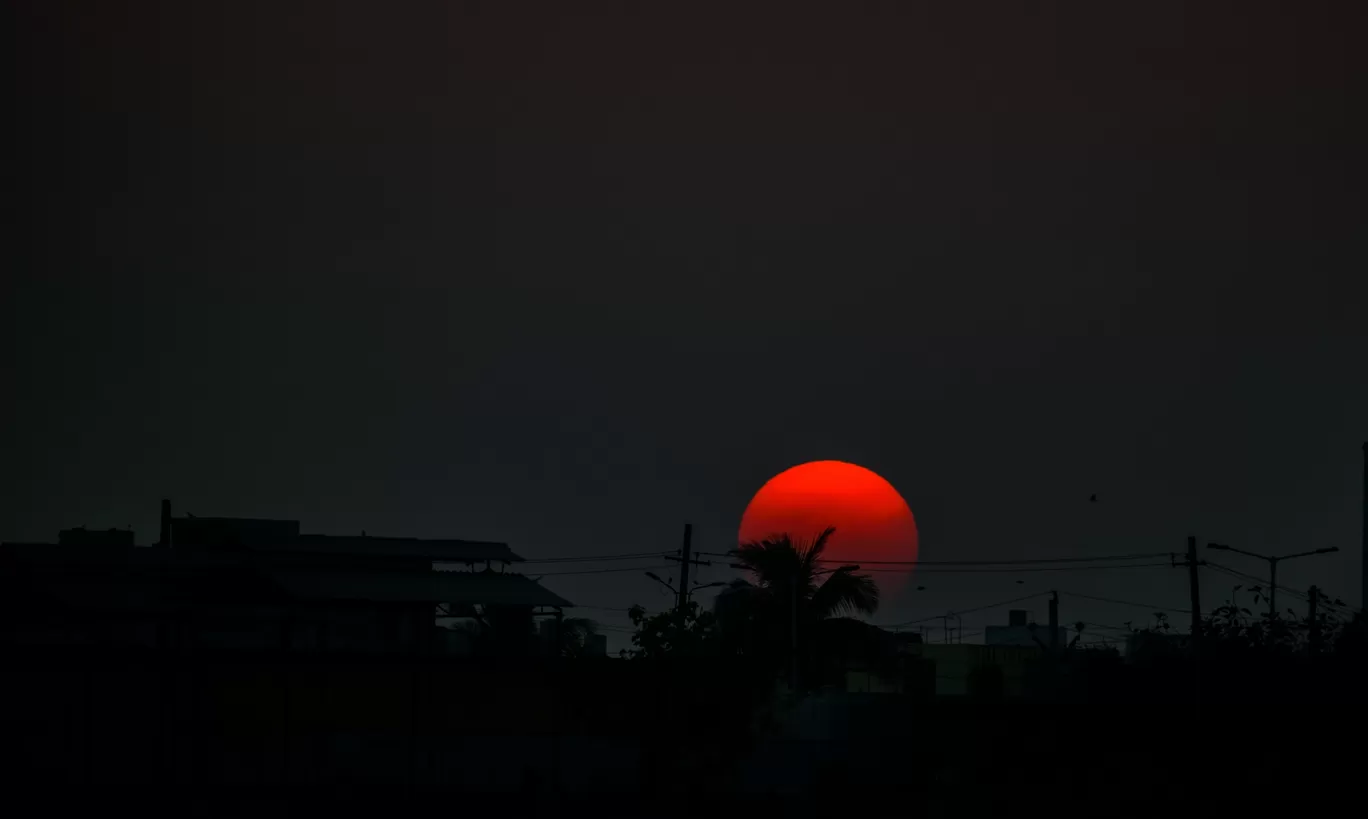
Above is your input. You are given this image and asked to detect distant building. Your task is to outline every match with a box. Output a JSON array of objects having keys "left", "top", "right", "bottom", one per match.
[
  {"left": 836, "top": 611, "right": 1053, "bottom": 697},
  {"left": 910, "top": 643, "right": 1043, "bottom": 696},
  {"left": 986, "top": 608, "right": 1068, "bottom": 648},
  {"left": 835, "top": 626, "right": 931, "bottom": 695},
  {"left": 1, "top": 498, "right": 571, "bottom": 655},
  {"left": 1124, "top": 630, "right": 1191, "bottom": 659},
  {"left": 838, "top": 637, "right": 1041, "bottom": 697}
]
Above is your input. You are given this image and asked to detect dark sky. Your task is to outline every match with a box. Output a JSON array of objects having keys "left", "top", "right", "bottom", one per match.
[{"left": 11, "top": 2, "right": 1366, "bottom": 644}]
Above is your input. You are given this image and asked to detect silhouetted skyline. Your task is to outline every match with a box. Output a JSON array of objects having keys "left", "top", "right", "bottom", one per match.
[{"left": 11, "top": 1, "right": 1366, "bottom": 649}]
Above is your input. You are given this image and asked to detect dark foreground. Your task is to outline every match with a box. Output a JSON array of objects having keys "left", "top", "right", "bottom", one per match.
[{"left": 2, "top": 645, "right": 1362, "bottom": 815}]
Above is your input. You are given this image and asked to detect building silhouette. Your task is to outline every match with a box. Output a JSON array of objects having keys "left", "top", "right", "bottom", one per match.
[
  {"left": 985, "top": 608, "right": 1068, "bottom": 648},
  {"left": 1, "top": 499, "right": 572, "bottom": 655}
]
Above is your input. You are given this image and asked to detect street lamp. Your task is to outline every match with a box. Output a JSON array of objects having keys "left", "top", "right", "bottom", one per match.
[
  {"left": 685, "top": 580, "right": 727, "bottom": 605},
  {"left": 644, "top": 571, "right": 677, "bottom": 595},
  {"left": 1206, "top": 544, "right": 1339, "bottom": 618},
  {"left": 645, "top": 573, "right": 729, "bottom": 607}
]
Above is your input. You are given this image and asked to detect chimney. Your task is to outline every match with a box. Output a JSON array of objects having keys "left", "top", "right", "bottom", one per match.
[
  {"left": 159, "top": 499, "right": 172, "bottom": 548},
  {"left": 1008, "top": 609, "right": 1027, "bottom": 627}
]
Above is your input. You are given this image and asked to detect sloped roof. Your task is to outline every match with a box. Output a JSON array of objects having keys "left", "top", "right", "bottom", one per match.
[
  {"left": 266, "top": 569, "right": 571, "bottom": 608},
  {"left": 293, "top": 534, "right": 522, "bottom": 563},
  {"left": 172, "top": 517, "right": 300, "bottom": 548},
  {"left": 166, "top": 516, "right": 521, "bottom": 563}
]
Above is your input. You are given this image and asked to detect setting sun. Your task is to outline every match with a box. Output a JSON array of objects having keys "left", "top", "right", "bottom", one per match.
[{"left": 738, "top": 460, "right": 918, "bottom": 585}]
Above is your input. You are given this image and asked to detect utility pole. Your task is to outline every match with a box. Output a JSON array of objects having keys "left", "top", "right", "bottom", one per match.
[
  {"left": 1189, "top": 538, "right": 1203, "bottom": 710},
  {"left": 1186, "top": 535, "right": 1202, "bottom": 646},
  {"left": 664, "top": 524, "right": 709, "bottom": 614},
  {"left": 1048, "top": 591, "right": 1059, "bottom": 653},
  {"left": 940, "top": 613, "right": 961, "bottom": 644},
  {"left": 1308, "top": 585, "right": 1321, "bottom": 653},
  {"left": 1269, "top": 557, "right": 1279, "bottom": 618},
  {"left": 677, "top": 524, "right": 692, "bottom": 614}
]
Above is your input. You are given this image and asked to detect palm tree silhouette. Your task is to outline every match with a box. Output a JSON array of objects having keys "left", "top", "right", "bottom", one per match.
[
  {"left": 723, "top": 526, "right": 879, "bottom": 617},
  {"left": 714, "top": 527, "right": 880, "bottom": 683}
]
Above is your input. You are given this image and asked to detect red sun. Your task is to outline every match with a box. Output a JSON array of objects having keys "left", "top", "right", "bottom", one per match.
[{"left": 739, "top": 460, "right": 918, "bottom": 587}]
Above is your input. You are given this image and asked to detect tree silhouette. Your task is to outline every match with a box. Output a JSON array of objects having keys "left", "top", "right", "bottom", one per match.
[
  {"left": 712, "top": 527, "right": 882, "bottom": 687},
  {"left": 556, "top": 616, "right": 601, "bottom": 657},
  {"left": 625, "top": 601, "right": 718, "bottom": 659},
  {"left": 721, "top": 526, "right": 879, "bottom": 617}
]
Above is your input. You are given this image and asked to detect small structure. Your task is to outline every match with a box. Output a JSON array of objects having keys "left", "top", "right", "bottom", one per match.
[
  {"left": 0, "top": 499, "right": 571, "bottom": 655},
  {"left": 909, "top": 643, "right": 1042, "bottom": 696},
  {"left": 985, "top": 608, "right": 1068, "bottom": 648}
]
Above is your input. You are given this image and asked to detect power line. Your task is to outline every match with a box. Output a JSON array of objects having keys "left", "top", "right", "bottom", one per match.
[
  {"left": 519, "top": 552, "right": 672, "bottom": 564},
  {"left": 566, "top": 604, "right": 639, "bottom": 613},
  {"left": 819, "top": 552, "right": 1172, "bottom": 566},
  {"left": 1204, "top": 563, "right": 1362, "bottom": 616},
  {"left": 527, "top": 564, "right": 674, "bottom": 577},
  {"left": 704, "top": 551, "right": 1173, "bottom": 566},
  {"left": 861, "top": 562, "right": 1172, "bottom": 574},
  {"left": 877, "top": 591, "right": 1051, "bottom": 628},
  {"left": 702, "top": 551, "right": 1173, "bottom": 566},
  {"left": 934, "top": 629, "right": 984, "bottom": 642},
  {"left": 1205, "top": 562, "right": 1278, "bottom": 587},
  {"left": 1206, "top": 563, "right": 1312, "bottom": 606},
  {"left": 1058, "top": 589, "right": 1191, "bottom": 614},
  {"left": 1082, "top": 621, "right": 1134, "bottom": 632}
]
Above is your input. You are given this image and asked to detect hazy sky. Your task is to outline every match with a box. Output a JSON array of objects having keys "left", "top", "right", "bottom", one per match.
[{"left": 11, "top": 2, "right": 1366, "bottom": 647}]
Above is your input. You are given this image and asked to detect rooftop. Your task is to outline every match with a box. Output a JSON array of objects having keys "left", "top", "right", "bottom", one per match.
[
  {"left": 268, "top": 568, "right": 573, "bottom": 608},
  {"left": 169, "top": 516, "right": 522, "bottom": 563},
  {"left": 1, "top": 543, "right": 571, "bottom": 611}
]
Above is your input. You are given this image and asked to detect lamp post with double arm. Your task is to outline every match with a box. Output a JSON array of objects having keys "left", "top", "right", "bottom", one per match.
[{"left": 1206, "top": 544, "right": 1339, "bottom": 618}]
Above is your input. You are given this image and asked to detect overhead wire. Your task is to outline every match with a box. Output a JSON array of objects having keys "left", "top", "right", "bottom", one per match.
[
  {"left": 817, "top": 552, "right": 1172, "bottom": 566},
  {"left": 1058, "top": 589, "right": 1191, "bottom": 615},
  {"left": 567, "top": 604, "right": 643, "bottom": 613},
  {"left": 518, "top": 552, "right": 672, "bottom": 564},
  {"left": 696, "top": 551, "right": 1172, "bottom": 566},
  {"left": 1204, "top": 562, "right": 1361, "bottom": 616},
  {"left": 513, "top": 549, "right": 1359, "bottom": 633},
  {"left": 876, "top": 591, "right": 1052, "bottom": 628},
  {"left": 861, "top": 562, "right": 1172, "bottom": 574},
  {"left": 1082, "top": 621, "right": 1134, "bottom": 632},
  {"left": 527, "top": 564, "right": 674, "bottom": 577}
]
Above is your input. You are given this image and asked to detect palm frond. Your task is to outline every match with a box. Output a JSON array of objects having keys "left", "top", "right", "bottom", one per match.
[
  {"left": 810, "top": 566, "right": 880, "bottom": 619},
  {"left": 800, "top": 526, "right": 837, "bottom": 578},
  {"left": 734, "top": 533, "right": 805, "bottom": 588}
]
